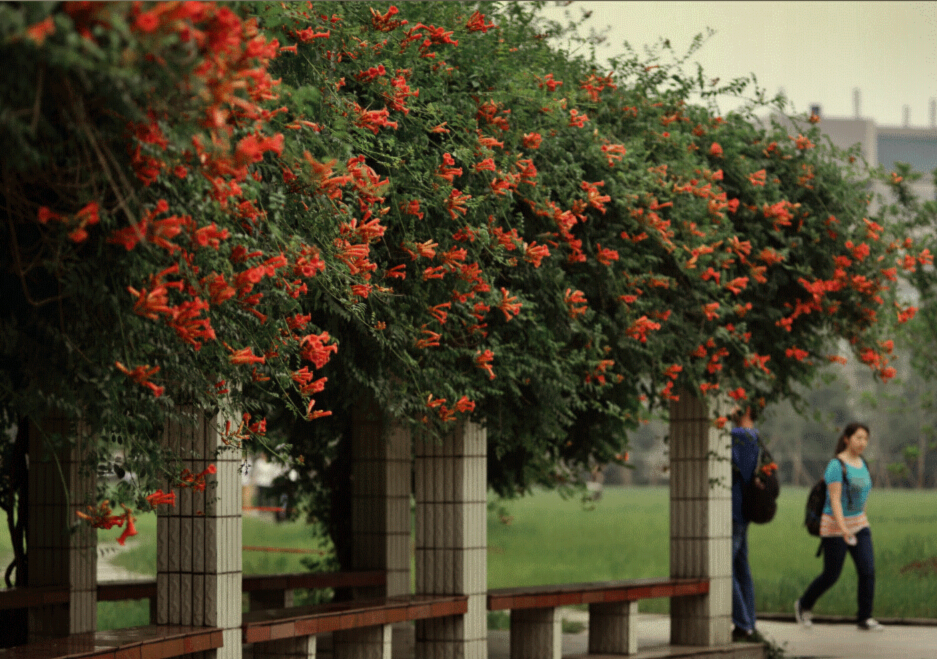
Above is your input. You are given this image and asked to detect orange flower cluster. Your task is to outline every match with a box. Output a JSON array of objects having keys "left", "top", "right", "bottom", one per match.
[
  {"left": 424, "top": 394, "right": 475, "bottom": 423},
  {"left": 36, "top": 202, "right": 99, "bottom": 243},
  {"left": 760, "top": 462, "right": 779, "bottom": 475},
  {"left": 178, "top": 464, "right": 218, "bottom": 493},
  {"left": 77, "top": 502, "right": 139, "bottom": 546},
  {"left": 115, "top": 362, "right": 164, "bottom": 398}
]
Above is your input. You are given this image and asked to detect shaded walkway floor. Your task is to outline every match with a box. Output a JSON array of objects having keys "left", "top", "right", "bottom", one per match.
[
  {"left": 499, "top": 611, "right": 937, "bottom": 659},
  {"left": 756, "top": 617, "right": 936, "bottom": 659},
  {"left": 487, "top": 614, "right": 757, "bottom": 658},
  {"left": 387, "top": 610, "right": 936, "bottom": 659}
]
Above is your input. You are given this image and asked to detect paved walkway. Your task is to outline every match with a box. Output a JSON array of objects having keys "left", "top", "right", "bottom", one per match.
[
  {"left": 756, "top": 617, "right": 936, "bottom": 659},
  {"left": 97, "top": 541, "right": 149, "bottom": 582},
  {"left": 498, "top": 611, "right": 937, "bottom": 659}
]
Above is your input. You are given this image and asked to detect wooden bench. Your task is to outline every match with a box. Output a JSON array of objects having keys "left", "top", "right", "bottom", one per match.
[
  {"left": 488, "top": 577, "right": 710, "bottom": 659},
  {"left": 0, "top": 625, "right": 222, "bottom": 659},
  {"left": 243, "top": 594, "right": 468, "bottom": 659},
  {"left": 96, "top": 571, "right": 386, "bottom": 622},
  {"left": 0, "top": 586, "right": 70, "bottom": 611}
]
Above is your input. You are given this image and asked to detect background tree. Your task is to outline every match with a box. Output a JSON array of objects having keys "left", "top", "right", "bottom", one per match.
[{"left": 869, "top": 162, "right": 937, "bottom": 487}]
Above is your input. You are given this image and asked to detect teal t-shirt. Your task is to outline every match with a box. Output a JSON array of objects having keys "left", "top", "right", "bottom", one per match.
[{"left": 822, "top": 458, "right": 871, "bottom": 518}]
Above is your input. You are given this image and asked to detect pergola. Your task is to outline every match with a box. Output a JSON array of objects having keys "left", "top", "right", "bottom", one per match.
[{"left": 20, "top": 393, "right": 732, "bottom": 658}]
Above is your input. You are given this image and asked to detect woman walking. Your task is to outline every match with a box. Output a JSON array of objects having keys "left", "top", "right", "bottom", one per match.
[{"left": 794, "top": 422, "right": 882, "bottom": 631}]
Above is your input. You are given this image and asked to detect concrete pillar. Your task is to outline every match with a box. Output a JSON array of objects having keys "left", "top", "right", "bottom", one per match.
[
  {"left": 253, "top": 636, "right": 315, "bottom": 659},
  {"left": 27, "top": 415, "right": 97, "bottom": 639},
  {"left": 668, "top": 393, "right": 731, "bottom": 647},
  {"left": 414, "top": 421, "right": 487, "bottom": 659},
  {"left": 334, "top": 625, "right": 392, "bottom": 659},
  {"left": 157, "top": 410, "right": 241, "bottom": 659},
  {"left": 351, "top": 405, "right": 412, "bottom": 598},
  {"left": 510, "top": 608, "right": 560, "bottom": 659},
  {"left": 588, "top": 600, "right": 638, "bottom": 655}
]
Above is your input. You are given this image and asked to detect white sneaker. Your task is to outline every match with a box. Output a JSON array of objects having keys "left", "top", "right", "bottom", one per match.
[
  {"left": 794, "top": 599, "right": 813, "bottom": 628},
  {"left": 858, "top": 618, "right": 883, "bottom": 631}
]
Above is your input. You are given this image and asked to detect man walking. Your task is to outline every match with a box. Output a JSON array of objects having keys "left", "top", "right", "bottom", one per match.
[{"left": 731, "top": 406, "right": 760, "bottom": 640}]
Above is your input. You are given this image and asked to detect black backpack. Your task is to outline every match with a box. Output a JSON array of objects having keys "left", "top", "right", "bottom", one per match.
[{"left": 740, "top": 432, "right": 780, "bottom": 524}]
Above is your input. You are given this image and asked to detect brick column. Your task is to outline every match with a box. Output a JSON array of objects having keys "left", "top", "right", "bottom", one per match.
[
  {"left": 414, "top": 421, "right": 487, "bottom": 659},
  {"left": 668, "top": 393, "right": 731, "bottom": 647},
  {"left": 27, "top": 415, "right": 96, "bottom": 639},
  {"left": 253, "top": 637, "right": 315, "bottom": 659},
  {"left": 588, "top": 601, "right": 638, "bottom": 655},
  {"left": 334, "top": 625, "right": 392, "bottom": 659},
  {"left": 351, "top": 405, "right": 412, "bottom": 598},
  {"left": 157, "top": 410, "right": 241, "bottom": 659},
  {"left": 510, "top": 608, "right": 560, "bottom": 659}
]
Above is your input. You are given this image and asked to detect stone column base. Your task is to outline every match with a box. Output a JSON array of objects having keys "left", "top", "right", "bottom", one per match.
[
  {"left": 334, "top": 625, "right": 392, "bottom": 659},
  {"left": 509, "top": 608, "right": 561, "bottom": 659},
  {"left": 589, "top": 600, "right": 638, "bottom": 655},
  {"left": 254, "top": 635, "right": 316, "bottom": 659}
]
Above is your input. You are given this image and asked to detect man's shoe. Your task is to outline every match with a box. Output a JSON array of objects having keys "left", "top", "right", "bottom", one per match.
[
  {"left": 858, "top": 618, "right": 883, "bottom": 631},
  {"left": 731, "top": 627, "right": 767, "bottom": 643},
  {"left": 747, "top": 629, "right": 767, "bottom": 644},
  {"left": 794, "top": 599, "right": 813, "bottom": 628}
]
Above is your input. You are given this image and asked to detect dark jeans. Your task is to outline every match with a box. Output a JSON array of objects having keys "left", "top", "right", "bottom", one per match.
[
  {"left": 800, "top": 527, "right": 875, "bottom": 621},
  {"left": 732, "top": 521, "right": 756, "bottom": 632}
]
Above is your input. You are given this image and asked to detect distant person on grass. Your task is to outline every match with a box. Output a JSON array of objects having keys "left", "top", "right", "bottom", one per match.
[
  {"left": 795, "top": 422, "right": 883, "bottom": 631},
  {"left": 731, "top": 405, "right": 761, "bottom": 641}
]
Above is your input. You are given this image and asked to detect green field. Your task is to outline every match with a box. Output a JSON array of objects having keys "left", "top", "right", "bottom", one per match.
[
  {"left": 106, "top": 514, "right": 332, "bottom": 577},
  {"left": 4, "top": 485, "right": 935, "bottom": 630},
  {"left": 489, "top": 486, "right": 937, "bottom": 619},
  {"left": 750, "top": 486, "right": 937, "bottom": 618},
  {"left": 95, "top": 514, "right": 332, "bottom": 629}
]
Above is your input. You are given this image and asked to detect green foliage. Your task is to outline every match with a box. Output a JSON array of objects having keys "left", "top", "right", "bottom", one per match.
[
  {"left": 0, "top": 2, "right": 364, "bottom": 519},
  {"left": 865, "top": 159, "right": 937, "bottom": 483},
  {"left": 0, "top": 1, "right": 921, "bottom": 564},
  {"left": 250, "top": 2, "right": 918, "bottom": 551}
]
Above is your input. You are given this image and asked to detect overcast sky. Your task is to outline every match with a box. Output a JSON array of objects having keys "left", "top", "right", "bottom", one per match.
[{"left": 536, "top": 1, "right": 937, "bottom": 128}]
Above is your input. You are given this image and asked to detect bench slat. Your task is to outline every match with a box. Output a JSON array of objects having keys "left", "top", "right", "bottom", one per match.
[
  {"left": 0, "top": 586, "right": 71, "bottom": 611},
  {"left": 95, "top": 571, "right": 386, "bottom": 603},
  {"left": 241, "top": 571, "right": 385, "bottom": 592},
  {"left": 243, "top": 595, "right": 468, "bottom": 645},
  {"left": 0, "top": 626, "right": 222, "bottom": 659},
  {"left": 487, "top": 577, "right": 709, "bottom": 610}
]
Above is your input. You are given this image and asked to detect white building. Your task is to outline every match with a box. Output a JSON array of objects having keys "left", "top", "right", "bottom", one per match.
[{"left": 809, "top": 97, "right": 937, "bottom": 202}]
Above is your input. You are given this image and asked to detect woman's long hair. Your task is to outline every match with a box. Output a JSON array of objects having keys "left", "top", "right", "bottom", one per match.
[{"left": 835, "top": 422, "right": 870, "bottom": 454}]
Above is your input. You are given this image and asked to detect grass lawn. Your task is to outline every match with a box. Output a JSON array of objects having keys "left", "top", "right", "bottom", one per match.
[
  {"left": 96, "top": 513, "right": 332, "bottom": 629},
  {"left": 750, "top": 486, "right": 937, "bottom": 618},
  {"left": 488, "top": 486, "right": 672, "bottom": 614},
  {"left": 4, "top": 485, "right": 935, "bottom": 630},
  {"left": 106, "top": 513, "right": 332, "bottom": 577},
  {"left": 489, "top": 486, "right": 937, "bottom": 619}
]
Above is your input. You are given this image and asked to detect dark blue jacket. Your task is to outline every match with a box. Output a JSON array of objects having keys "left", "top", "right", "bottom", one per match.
[{"left": 731, "top": 427, "right": 759, "bottom": 524}]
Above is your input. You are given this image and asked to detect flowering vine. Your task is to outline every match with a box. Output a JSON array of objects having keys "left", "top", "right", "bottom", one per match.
[{"left": 0, "top": 2, "right": 919, "bottom": 546}]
